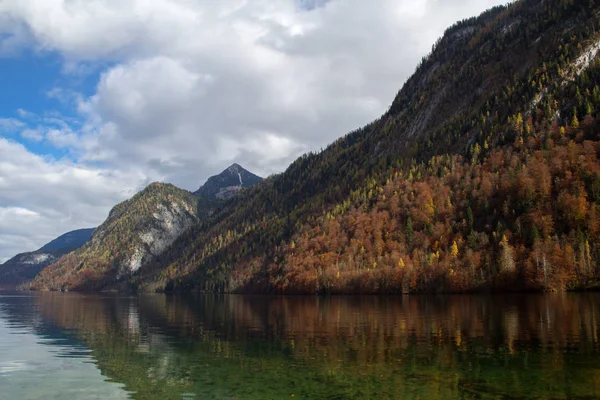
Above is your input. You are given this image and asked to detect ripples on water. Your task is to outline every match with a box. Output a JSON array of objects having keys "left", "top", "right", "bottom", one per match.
[{"left": 0, "top": 292, "right": 599, "bottom": 399}]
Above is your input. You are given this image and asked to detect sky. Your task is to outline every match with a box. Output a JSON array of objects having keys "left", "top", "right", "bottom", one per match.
[{"left": 0, "top": 0, "right": 505, "bottom": 262}]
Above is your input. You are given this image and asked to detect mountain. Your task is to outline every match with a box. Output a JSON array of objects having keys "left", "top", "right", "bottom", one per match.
[
  {"left": 32, "top": 0, "right": 600, "bottom": 293},
  {"left": 194, "top": 164, "right": 263, "bottom": 200},
  {"left": 29, "top": 183, "right": 205, "bottom": 291},
  {"left": 30, "top": 164, "right": 264, "bottom": 292},
  {"left": 0, "top": 228, "right": 94, "bottom": 289}
]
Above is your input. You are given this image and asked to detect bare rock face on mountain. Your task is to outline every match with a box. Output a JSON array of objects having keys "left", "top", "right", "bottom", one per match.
[
  {"left": 194, "top": 164, "right": 263, "bottom": 200},
  {"left": 0, "top": 228, "right": 94, "bottom": 289}
]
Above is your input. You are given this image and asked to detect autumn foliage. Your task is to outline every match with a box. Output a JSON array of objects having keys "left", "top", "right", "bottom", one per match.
[{"left": 272, "top": 132, "right": 600, "bottom": 293}]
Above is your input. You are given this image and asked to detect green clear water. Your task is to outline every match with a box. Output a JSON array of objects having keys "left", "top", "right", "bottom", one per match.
[{"left": 0, "top": 293, "right": 599, "bottom": 399}]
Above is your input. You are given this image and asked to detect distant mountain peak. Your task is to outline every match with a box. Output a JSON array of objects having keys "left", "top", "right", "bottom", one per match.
[
  {"left": 194, "top": 164, "right": 262, "bottom": 200},
  {"left": 0, "top": 228, "right": 95, "bottom": 289}
]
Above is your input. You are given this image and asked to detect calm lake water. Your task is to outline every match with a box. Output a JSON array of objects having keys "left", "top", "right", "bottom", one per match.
[{"left": 0, "top": 293, "right": 599, "bottom": 400}]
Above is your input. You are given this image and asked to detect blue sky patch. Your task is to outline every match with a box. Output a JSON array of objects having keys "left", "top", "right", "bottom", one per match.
[{"left": 0, "top": 50, "right": 101, "bottom": 160}]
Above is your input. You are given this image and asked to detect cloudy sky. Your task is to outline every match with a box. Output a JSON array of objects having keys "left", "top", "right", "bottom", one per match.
[{"left": 0, "top": 0, "right": 505, "bottom": 261}]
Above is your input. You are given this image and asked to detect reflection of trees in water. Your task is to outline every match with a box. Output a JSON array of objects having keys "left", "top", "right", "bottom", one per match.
[
  {"left": 28, "top": 293, "right": 600, "bottom": 399},
  {"left": 34, "top": 293, "right": 600, "bottom": 353}
]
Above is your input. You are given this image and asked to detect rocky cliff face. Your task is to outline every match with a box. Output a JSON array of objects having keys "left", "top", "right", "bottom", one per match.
[{"left": 122, "top": 201, "right": 198, "bottom": 278}]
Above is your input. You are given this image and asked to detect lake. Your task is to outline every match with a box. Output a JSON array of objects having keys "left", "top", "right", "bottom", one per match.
[{"left": 0, "top": 292, "right": 599, "bottom": 399}]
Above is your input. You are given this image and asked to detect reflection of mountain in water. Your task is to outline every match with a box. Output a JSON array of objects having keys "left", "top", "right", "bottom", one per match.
[
  {"left": 0, "top": 294, "right": 88, "bottom": 351},
  {"left": 2, "top": 293, "right": 600, "bottom": 399},
  {"left": 0, "top": 293, "right": 130, "bottom": 399}
]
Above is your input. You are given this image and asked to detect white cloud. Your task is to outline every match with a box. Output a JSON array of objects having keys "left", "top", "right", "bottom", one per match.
[
  {"left": 0, "top": 138, "right": 147, "bottom": 260},
  {"left": 0, "top": 207, "right": 40, "bottom": 219},
  {"left": 45, "top": 127, "right": 79, "bottom": 148},
  {"left": 20, "top": 128, "right": 44, "bottom": 142},
  {"left": 0, "top": 0, "right": 505, "bottom": 259},
  {"left": 0, "top": 118, "right": 25, "bottom": 133},
  {"left": 16, "top": 109, "right": 37, "bottom": 120}
]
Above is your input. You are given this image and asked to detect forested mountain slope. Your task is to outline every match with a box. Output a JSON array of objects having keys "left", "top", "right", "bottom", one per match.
[{"left": 32, "top": 0, "right": 600, "bottom": 293}]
